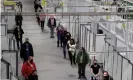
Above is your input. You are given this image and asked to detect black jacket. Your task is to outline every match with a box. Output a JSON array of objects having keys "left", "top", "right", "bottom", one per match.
[
  {"left": 15, "top": 14, "right": 23, "bottom": 21},
  {"left": 62, "top": 31, "right": 71, "bottom": 44},
  {"left": 13, "top": 27, "right": 24, "bottom": 40},
  {"left": 47, "top": 18, "right": 56, "bottom": 27},
  {"left": 20, "top": 42, "right": 34, "bottom": 59}
]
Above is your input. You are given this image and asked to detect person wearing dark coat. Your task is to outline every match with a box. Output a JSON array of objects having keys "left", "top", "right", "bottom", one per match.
[
  {"left": 18, "top": 1, "right": 23, "bottom": 11},
  {"left": 13, "top": 25, "right": 24, "bottom": 49},
  {"left": 76, "top": 47, "right": 90, "bottom": 79},
  {"left": 62, "top": 29, "right": 71, "bottom": 58},
  {"left": 34, "top": 0, "right": 42, "bottom": 12},
  {"left": 20, "top": 38, "right": 34, "bottom": 62},
  {"left": 15, "top": 13, "right": 23, "bottom": 28},
  {"left": 47, "top": 15, "right": 57, "bottom": 38}
]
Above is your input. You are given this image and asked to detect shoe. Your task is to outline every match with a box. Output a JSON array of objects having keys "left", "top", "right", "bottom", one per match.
[
  {"left": 50, "top": 36, "right": 52, "bottom": 38},
  {"left": 70, "top": 62, "right": 72, "bottom": 65},
  {"left": 57, "top": 45, "right": 59, "bottom": 47},
  {"left": 78, "top": 77, "right": 81, "bottom": 79},
  {"left": 83, "top": 76, "right": 87, "bottom": 79}
]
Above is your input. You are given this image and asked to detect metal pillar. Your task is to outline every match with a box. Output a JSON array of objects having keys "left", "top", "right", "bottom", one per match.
[{"left": 16, "top": 51, "right": 18, "bottom": 77}]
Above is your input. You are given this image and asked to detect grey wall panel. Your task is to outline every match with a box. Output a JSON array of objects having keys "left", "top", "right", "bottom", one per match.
[
  {"left": 1, "top": 62, "right": 7, "bottom": 79},
  {"left": 122, "top": 59, "right": 128, "bottom": 80},
  {"left": 113, "top": 52, "right": 118, "bottom": 79},
  {"left": 7, "top": 16, "right": 15, "bottom": 30},
  {"left": 2, "top": 52, "right": 16, "bottom": 76},
  {"left": 116, "top": 56, "right": 122, "bottom": 80},
  {"left": 1, "top": 25, "right": 6, "bottom": 36}
]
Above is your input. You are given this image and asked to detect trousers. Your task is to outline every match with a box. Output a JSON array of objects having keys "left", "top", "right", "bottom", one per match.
[
  {"left": 40, "top": 21, "right": 45, "bottom": 28},
  {"left": 50, "top": 27, "right": 55, "bottom": 37},
  {"left": 63, "top": 43, "right": 67, "bottom": 58},
  {"left": 16, "top": 39, "right": 22, "bottom": 49},
  {"left": 78, "top": 64, "right": 86, "bottom": 77},
  {"left": 68, "top": 51, "right": 76, "bottom": 65}
]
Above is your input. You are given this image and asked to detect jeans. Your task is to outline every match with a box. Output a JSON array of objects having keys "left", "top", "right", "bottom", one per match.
[
  {"left": 16, "top": 39, "right": 22, "bottom": 49},
  {"left": 68, "top": 51, "right": 76, "bottom": 65},
  {"left": 57, "top": 33, "right": 63, "bottom": 47},
  {"left": 63, "top": 43, "right": 67, "bottom": 58}
]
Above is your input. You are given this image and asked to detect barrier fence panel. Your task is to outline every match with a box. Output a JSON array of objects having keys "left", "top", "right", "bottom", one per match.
[
  {"left": 112, "top": 51, "right": 118, "bottom": 80},
  {"left": 79, "top": 24, "right": 91, "bottom": 51},
  {"left": 103, "top": 39, "right": 133, "bottom": 80}
]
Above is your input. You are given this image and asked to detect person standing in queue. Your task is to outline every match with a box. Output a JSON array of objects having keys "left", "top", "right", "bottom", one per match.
[
  {"left": 62, "top": 28, "right": 71, "bottom": 58},
  {"left": 39, "top": 10, "right": 46, "bottom": 31},
  {"left": 15, "top": 12, "right": 23, "bottom": 29},
  {"left": 103, "top": 71, "right": 110, "bottom": 80},
  {"left": 13, "top": 25, "right": 24, "bottom": 50},
  {"left": 56, "top": 22, "right": 64, "bottom": 47},
  {"left": 90, "top": 60, "right": 100, "bottom": 80},
  {"left": 47, "top": 15, "right": 56, "bottom": 38},
  {"left": 21, "top": 56, "right": 37, "bottom": 80},
  {"left": 68, "top": 38, "right": 76, "bottom": 65},
  {"left": 20, "top": 38, "right": 34, "bottom": 62},
  {"left": 76, "top": 47, "right": 90, "bottom": 79}
]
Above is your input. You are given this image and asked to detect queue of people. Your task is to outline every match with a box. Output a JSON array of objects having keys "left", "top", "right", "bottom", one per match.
[
  {"left": 14, "top": 2, "right": 38, "bottom": 80},
  {"left": 13, "top": 1, "right": 110, "bottom": 79},
  {"left": 55, "top": 22, "right": 91, "bottom": 79},
  {"left": 55, "top": 22, "right": 111, "bottom": 80}
]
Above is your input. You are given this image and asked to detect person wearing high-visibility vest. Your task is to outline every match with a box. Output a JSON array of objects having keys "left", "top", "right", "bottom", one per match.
[{"left": 13, "top": 25, "right": 24, "bottom": 50}]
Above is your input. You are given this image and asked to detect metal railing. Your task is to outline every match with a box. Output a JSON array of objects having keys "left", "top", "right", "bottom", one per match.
[
  {"left": 1, "top": 58, "right": 19, "bottom": 80},
  {"left": 104, "top": 36, "right": 133, "bottom": 80},
  {"left": 69, "top": 21, "right": 133, "bottom": 80},
  {"left": 1, "top": 58, "right": 10, "bottom": 79},
  {"left": 10, "top": 72, "right": 19, "bottom": 80},
  {"left": 2, "top": 50, "right": 19, "bottom": 77}
]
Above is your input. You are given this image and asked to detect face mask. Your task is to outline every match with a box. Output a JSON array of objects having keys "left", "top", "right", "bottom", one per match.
[
  {"left": 30, "top": 59, "right": 33, "bottom": 63},
  {"left": 94, "top": 63, "right": 97, "bottom": 65}
]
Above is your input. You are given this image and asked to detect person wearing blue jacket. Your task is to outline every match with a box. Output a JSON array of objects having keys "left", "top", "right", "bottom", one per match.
[{"left": 56, "top": 22, "right": 64, "bottom": 47}]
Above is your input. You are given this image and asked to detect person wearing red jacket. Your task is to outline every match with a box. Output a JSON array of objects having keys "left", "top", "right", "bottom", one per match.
[{"left": 21, "top": 56, "right": 37, "bottom": 80}]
